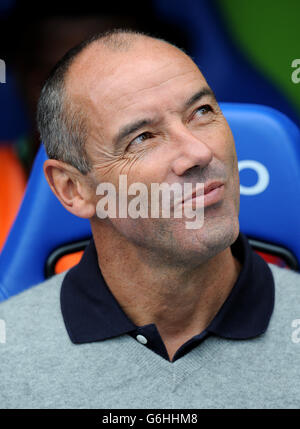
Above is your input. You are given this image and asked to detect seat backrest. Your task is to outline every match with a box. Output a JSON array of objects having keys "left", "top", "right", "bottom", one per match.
[
  {"left": 0, "top": 146, "right": 91, "bottom": 301},
  {"left": 222, "top": 103, "right": 300, "bottom": 269},
  {"left": 0, "top": 102, "right": 299, "bottom": 301}
]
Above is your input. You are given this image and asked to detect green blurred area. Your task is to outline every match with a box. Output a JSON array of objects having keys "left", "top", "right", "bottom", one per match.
[{"left": 217, "top": 0, "right": 300, "bottom": 116}]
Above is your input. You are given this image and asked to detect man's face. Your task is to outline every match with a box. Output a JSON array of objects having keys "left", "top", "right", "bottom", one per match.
[{"left": 68, "top": 38, "right": 240, "bottom": 265}]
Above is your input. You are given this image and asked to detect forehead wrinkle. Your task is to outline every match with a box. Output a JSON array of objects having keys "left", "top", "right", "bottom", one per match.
[
  {"left": 114, "top": 72, "right": 204, "bottom": 118},
  {"left": 118, "top": 70, "right": 198, "bottom": 106}
]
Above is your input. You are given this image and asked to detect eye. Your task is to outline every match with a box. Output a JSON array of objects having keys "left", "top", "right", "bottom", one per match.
[
  {"left": 130, "top": 131, "right": 152, "bottom": 146},
  {"left": 192, "top": 104, "right": 213, "bottom": 120}
]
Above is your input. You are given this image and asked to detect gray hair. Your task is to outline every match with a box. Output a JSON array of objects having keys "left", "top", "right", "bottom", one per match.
[{"left": 36, "top": 29, "right": 177, "bottom": 174}]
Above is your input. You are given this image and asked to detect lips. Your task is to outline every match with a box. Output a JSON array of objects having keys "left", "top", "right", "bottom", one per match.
[
  {"left": 204, "top": 182, "right": 224, "bottom": 195},
  {"left": 181, "top": 181, "right": 225, "bottom": 208},
  {"left": 186, "top": 181, "right": 224, "bottom": 200}
]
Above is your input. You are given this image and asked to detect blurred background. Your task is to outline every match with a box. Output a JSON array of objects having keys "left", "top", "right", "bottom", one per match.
[{"left": 0, "top": 0, "right": 300, "bottom": 251}]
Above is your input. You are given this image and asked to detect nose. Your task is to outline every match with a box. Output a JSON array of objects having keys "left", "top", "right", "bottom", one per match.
[{"left": 170, "top": 127, "right": 213, "bottom": 176}]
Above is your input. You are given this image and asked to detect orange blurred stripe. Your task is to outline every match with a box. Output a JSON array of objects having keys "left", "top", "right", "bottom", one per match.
[
  {"left": 0, "top": 145, "right": 26, "bottom": 250},
  {"left": 54, "top": 251, "right": 84, "bottom": 274}
]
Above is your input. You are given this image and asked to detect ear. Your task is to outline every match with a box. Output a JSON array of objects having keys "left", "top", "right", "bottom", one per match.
[{"left": 43, "top": 159, "right": 96, "bottom": 219}]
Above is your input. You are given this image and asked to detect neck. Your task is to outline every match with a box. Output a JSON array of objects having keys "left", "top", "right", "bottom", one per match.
[{"left": 92, "top": 223, "right": 242, "bottom": 361}]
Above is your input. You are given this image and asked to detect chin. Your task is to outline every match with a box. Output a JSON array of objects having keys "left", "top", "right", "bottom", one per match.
[
  {"left": 201, "top": 216, "right": 239, "bottom": 253},
  {"left": 173, "top": 212, "right": 240, "bottom": 266}
]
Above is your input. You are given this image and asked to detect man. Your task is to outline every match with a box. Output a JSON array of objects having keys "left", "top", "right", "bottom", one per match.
[{"left": 0, "top": 29, "right": 300, "bottom": 409}]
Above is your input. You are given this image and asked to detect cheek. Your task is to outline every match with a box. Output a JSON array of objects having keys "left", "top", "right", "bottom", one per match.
[
  {"left": 225, "top": 139, "right": 240, "bottom": 212},
  {"left": 92, "top": 153, "right": 168, "bottom": 208},
  {"left": 210, "top": 123, "right": 240, "bottom": 200},
  {"left": 211, "top": 123, "right": 238, "bottom": 175}
]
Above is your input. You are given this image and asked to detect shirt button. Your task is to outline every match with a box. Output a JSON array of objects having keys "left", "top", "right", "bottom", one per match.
[{"left": 136, "top": 334, "right": 148, "bottom": 345}]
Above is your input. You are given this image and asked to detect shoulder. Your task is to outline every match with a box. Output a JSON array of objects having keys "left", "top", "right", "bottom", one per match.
[
  {"left": 268, "top": 263, "right": 300, "bottom": 295},
  {"left": 0, "top": 271, "right": 68, "bottom": 324},
  {"left": 268, "top": 263, "right": 300, "bottom": 306},
  {"left": 267, "top": 263, "right": 300, "bottom": 327},
  {"left": 0, "top": 271, "right": 73, "bottom": 371}
]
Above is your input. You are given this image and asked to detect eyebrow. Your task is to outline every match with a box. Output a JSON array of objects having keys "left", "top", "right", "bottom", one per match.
[
  {"left": 115, "top": 118, "right": 155, "bottom": 148},
  {"left": 184, "top": 87, "right": 217, "bottom": 109},
  {"left": 114, "top": 87, "right": 217, "bottom": 147}
]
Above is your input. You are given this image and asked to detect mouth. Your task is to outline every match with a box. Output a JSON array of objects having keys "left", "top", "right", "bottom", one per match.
[
  {"left": 203, "top": 182, "right": 225, "bottom": 207},
  {"left": 182, "top": 181, "right": 225, "bottom": 208}
]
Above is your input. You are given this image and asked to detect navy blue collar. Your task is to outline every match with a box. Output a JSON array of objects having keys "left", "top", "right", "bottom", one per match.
[{"left": 61, "top": 232, "right": 274, "bottom": 347}]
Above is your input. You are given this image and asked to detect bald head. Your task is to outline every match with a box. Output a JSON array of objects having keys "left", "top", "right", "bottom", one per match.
[{"left": 37, "top": 29, "right": 186, "bottom": 174}]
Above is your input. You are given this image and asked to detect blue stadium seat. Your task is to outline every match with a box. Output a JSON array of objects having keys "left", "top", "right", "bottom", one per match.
[
  {"left": 0, "top": 146, "right": 91, "bottom": 301},
  {"left": 0, "top": 103, "right": 299, "bottom": 301},
  {"left": 222, "top": 103, "right": 300, "bottom": 269}
]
